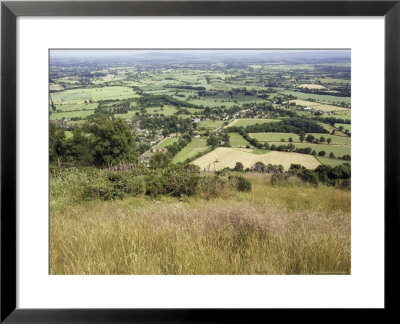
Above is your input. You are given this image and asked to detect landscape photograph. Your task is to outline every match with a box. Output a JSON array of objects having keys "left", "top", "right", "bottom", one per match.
[{"left": 49, "top": 49, "right": 351, "bottom": 275}]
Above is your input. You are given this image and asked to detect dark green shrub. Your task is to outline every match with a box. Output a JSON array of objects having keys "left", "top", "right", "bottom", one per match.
[
  {"left": 197, "top": 175, "right": 227, "bottom": 199},
  {"left": 297, "top": 169, "right": 319, "bottom": 186},
  {"left": 161, "top": 165, "right": 199, "bottom": 197},
  {"left": 145, "top": 174, "right": 164, "bottom": 197},
  {"left": 234, "top": 162, "right": 244, "bottom": 172},
  {"left": 81, "top": 175, "right": 114, "bottom": 201},
  {"left": 236, "top": 176, "right": 252, "bottom": 192},
  {"left": 271, "top": 173, "right": 286, "bottom": 185},
  {"left": 254, "top": 161, "right": 266, "bottom": 172},
  {"left": 126, "top": 175, "right": 146, "bottom": 196},
  {"left": 107, "top": 172, "right": 128, "bottom": 199}
]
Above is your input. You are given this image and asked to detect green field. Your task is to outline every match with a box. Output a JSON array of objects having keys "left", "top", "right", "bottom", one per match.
[
  {"left": 228, "top": 133, "right": 251, "bottom": 147},
  {"left": 308, "top": 134, "right": 351, "bottom": 145},
  {"left": 172, "top": 137, "right": 209, "bottom": 163},
  {"left": 51, "top": 86, "right": 139, "bottom": 103},
  {"left": 250, "top": 132, "right": 350, "bottom": 145},
  {"left": 50, "top": 110, "right": 94, "bottom": 120},
  {"left": 321, "top": 113, "right": 351, "bottom": 121},
  {"left": 156, "top": 137, "right": 179, "bottom": 148},
  {"left": 187, "top": 97, "right": 237, "bottom": 108},
  {"left": 268, "top": 142, "right": 350, "bottom": 157},
  {"left": 226, "top": 118, "right": 280, "bottom": 128},
  {"left": 146, "top": 106, "right": 178, "bottom": 116},
  {"left": 249, "top": 132, "right": 300, "bottom": 142},
  {"left": 335, "top": 123, "right": 351, "bottom": 132},
  {"left": 279, "top": 89, "right": 351, "bottom": 105},
  {"left": 198, "top": 120, "right": 225, "bottom": 131},
  {"left": 114, "top": 111, "right": 138, "bottom": 119},
  {"left": 54, "top": 102, "right": 98, "bottom": 112}
]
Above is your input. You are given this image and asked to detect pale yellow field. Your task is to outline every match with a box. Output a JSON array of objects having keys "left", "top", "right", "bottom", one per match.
[
  {"left": 50, "top": 84, "right": 64, "bottom": 91},
  {"left": 290, "top": 99, "right": 350, "bottom": 112},
  {"left": 225, "top": 118, "right": 279, "bottom": 128},
  {"left": 192, "top": 147, "right": 320, "bottom": 171},
  {"left": 298, "top": 83, "right": 326, "bottom": 90}
]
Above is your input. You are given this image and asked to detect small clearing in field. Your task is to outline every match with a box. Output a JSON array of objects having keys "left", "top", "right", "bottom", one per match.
[
  {"left": 192, "top": 147, "right": 320, "bottom": 171},
  {"left": 298, "top": 84, "right": 327, "bottom": 90}
]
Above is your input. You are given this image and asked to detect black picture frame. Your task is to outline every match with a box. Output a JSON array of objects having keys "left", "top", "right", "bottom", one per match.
[{"left": 1, "top": 0, "right": 399, "bottom": 322}]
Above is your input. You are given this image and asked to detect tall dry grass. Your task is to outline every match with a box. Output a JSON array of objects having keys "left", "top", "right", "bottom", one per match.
[{"left": 50, "top": 175, "right": 350, "bottom": 275}]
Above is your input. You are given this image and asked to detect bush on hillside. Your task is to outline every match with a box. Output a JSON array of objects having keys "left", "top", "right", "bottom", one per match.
[
  {"left": 236, "top": 175, "right": 252, "bottom": 192},
  {"left": 197, "top": 175, "right": 228, "bottom": 199},
  {"left": 81, "top": 175, "right": 114, "bottom": 201},
  {"left": 161, "top": 165, "right": 200, "bottom": 197},
  {"left": 126, "top": 175, "right": 146, "bottom": 196}
]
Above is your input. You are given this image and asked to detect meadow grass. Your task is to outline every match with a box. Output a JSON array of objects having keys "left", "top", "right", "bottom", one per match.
[
  {"left": 49, "top": 110, "right": 94, "bottom": 120},
  {"left": 249, "top": 132, "right": 300, "bottom": 142},
  {"left": 249, "top": 133, "right": 350, "bottom": 145},
  {"left": 172, "top": 137, "right": 209, "bottom": 163},
  {"left": 228, "top": 132, "right": 251, "bottom": 147},
  {"left": 54, "top": 102, "right": 98, "bottom": 112},
  {"left": 50, "top": 172, "right": 350, "bottom": 275},
  {"left": 156, "top": 137, "right": 179, "bottom": 148},
  {"left": 146, "top": 106, "right": 178, "bottom": 116},
  {"left": 198, "top": 120, "right": 225, "bottom": 131},
  {"left": 280, "top": 89, "right": 351, "bottom": 105},
  {"left": 335, "top": 123, "right": 351, "bottom": 132},
  {"left": 267, "top": 142, "right": 351, "bottom": 157},
  {"left": 50, "top": 86, "right": 139, "bottom": 103}
]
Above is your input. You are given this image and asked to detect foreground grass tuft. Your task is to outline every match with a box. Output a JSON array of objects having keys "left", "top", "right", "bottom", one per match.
[{"left": 50, "top": 177, "right": 350, "bottom": 275}]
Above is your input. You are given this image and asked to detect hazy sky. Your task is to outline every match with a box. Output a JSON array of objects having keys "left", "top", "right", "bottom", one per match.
[{"left": 50, "top": 49, "right": 350, "bottom": 58}]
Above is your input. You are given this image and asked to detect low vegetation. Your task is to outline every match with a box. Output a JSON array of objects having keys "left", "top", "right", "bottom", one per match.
[{"left": 50, "top": 164, "right": 350, "bottom": 275}]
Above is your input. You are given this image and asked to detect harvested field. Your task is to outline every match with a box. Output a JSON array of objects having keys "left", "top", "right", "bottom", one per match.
[
  {"left": 192, "top": 147, "right": 320, "bottom": 171},
  {"left": 226, "top": 118, "right": 280, "bottom": 128},
  {"left": 298, "top": 84, "right": 327, "bottom": 90}
]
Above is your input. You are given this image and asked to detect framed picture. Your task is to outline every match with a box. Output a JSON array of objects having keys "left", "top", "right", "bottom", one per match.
[{"left": 1, "top": 0, "right": 399, "bottom": 321}]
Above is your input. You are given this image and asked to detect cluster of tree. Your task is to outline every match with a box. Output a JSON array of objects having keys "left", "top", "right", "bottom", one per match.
[
  {"left": 108, "top": 99, "right": 133, "bottom": 115},
  {"left": 242, "top": 102, "right": 297, "bottom": 118},
  {"left": 314, "top": 163, "right": 351, "bottom": 186},
  {"left": 313, "top": 116, "right": 351, "bottom": 126},
  {"left": 230, "top": 161, "right": 284, "bottom": 174},
  {"left": 198, "top": 90, "right": 228, "bottom": 97},
  {"left": 226, "top": 118, "right": 328, "bottom": 135},
  {"left": 50, "top": 116, "right": 138, "bottom": 167},
  {"left": 138, "top": 115, "right": 194, "bottom": 136},
  {"left": 207, "top": 132, "right": 230, "bottom": 148},
  {"left": 164, "top": 85, "right": 206, "bottom": 91},
  {"left": 136, "top": 94, "right": 200, "bottom": 109},
  {"left": 304, "top": 134, "right": 332, "bottom": 144},
  {"left": 264, "top": 142, "right": 348, "bottom": 159},
  {"left": 285, "top": 163, "right": 351, "bottom": 187},
  {"left": 294, "top": 86, "right": 351, "bottom": 99},
  {"left": 89, "top": 101, "right": 114, "bottom": 119},
  {"left": 336, "top": 125, "right": 351, "bottom": 136}
]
